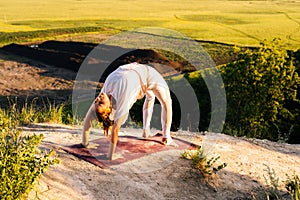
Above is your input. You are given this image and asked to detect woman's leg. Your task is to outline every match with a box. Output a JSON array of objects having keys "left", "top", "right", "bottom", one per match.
[
  {"left": 152, "top": 86, "right": 172, "bottom": 142},
  {"left": 142, "top": 91, "right": 155, "bottom": 138}
]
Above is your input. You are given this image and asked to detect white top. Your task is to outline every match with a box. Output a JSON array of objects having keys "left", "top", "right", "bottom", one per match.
[{"left": 100, "top": 62, "right": 168, "bottom": 124}]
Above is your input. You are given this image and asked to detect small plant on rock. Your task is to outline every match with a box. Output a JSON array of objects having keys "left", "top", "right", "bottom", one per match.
[
  {"left": 181, "top": 146, "right": 227, "bottom": 177},
  {"left": 262, "top": 164, "right": 281, "bottom": 200},
  {"left": 285, "top": 172, "right": 300, "bottom": 200}
]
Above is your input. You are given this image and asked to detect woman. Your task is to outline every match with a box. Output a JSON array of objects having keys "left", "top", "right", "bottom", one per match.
[{"left": 82, "top": 62, "right": 174, "bottom": 160}]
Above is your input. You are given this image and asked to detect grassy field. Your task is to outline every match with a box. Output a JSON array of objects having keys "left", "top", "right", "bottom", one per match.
[{"left": 0, "top": 0, "right": 300, "bottom": 49}]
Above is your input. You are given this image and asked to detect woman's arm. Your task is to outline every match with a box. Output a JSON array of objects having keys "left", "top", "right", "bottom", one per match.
[
  {"left": 82, "top": 103, "right": 96, "bottom": 147},
  {"left": 107, "top": 122, "right": 120, "bottom": 160},
  {"left": 107, "top": 113, "right": 128, "bottom": 160}
]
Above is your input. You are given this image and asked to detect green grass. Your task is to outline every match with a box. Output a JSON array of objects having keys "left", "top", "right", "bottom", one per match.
[
  {"left": 5, "top": 97, "right": 74, "bottom": 125},
  {"left": 0, "top": 0, "right": 300, "bottom": 49}
]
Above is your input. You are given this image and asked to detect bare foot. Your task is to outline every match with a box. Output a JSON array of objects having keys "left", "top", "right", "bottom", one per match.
[
  {"left": 107, "top": 153, "right": 123, "bottom": 160},
  {"left": 142, "top": 129, "right": 149, "bottom": 138},
  {"left": 162, "top": 138, "right": 178, "bottom": 147},
  {"left": 85, "top": 143, "right": 99, "bottom": 149}
]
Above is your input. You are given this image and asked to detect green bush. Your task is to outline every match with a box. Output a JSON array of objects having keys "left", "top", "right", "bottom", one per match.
[
  {"left": 0, "top": 109, "right": 60, "bottom": 200},
  {"left": 220, "top": 39, "right": 300, "bottom": 140}
]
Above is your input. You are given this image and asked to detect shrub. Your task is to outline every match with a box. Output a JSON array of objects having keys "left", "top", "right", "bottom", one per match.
[
  {"left": 220, "top": 39, "right": 300, "bottom": 140},
  {"left": 0, "top": 109, "right": 60, "bottom": 200}
]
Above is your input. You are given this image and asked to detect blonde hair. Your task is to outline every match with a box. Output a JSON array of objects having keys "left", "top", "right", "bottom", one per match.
[{"left": 95, "top": 104, "right": 114, "bottom": 129}]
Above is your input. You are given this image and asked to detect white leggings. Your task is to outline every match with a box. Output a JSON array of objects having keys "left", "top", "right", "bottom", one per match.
[{"left": 143, "top": 86, "right": 172, "bottom": 139}]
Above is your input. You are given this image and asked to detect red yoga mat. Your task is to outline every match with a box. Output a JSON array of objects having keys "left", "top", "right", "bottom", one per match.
[{"left": 61, "top": 133, "right": 199, "bottom": 169}]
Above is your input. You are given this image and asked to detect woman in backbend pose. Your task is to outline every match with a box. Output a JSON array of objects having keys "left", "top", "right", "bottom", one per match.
[{"left": 82, "top": 62, "right": 174, "bottom": 160}]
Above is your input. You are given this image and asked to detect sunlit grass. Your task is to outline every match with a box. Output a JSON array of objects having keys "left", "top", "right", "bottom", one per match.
[
  {"left": 5, "top": 97, "right": 74, "bottom": 125},
  {"left": 0, "top": 0, "right": 300, "bottom": 48}
]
